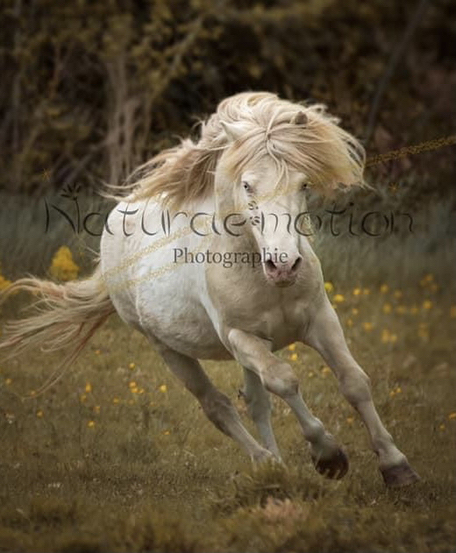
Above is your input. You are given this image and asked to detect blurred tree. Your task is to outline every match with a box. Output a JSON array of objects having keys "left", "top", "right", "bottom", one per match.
[{"left": 0, "top": 0, "right": 454, "bottom": 203}]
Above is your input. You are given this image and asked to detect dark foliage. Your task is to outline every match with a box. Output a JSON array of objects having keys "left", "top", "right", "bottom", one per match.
[{"left": 1, "top": 0, "right": 454, "bottom": 201}]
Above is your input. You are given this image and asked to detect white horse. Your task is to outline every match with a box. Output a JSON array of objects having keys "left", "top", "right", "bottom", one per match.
[{"left": 0, "top": 92, "right": 419, "bottom": 487}]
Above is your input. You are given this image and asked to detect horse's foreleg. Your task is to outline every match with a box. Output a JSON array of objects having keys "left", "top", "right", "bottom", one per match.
[
  {"left": 157, "top": 345, "right": 272, "bottom": 463},
  {"left": 304, "top": 300, "right": 420, "bottom": 487},
  {"left": 228, "top": 329, "right": 348, "bottom": 479},
  {"left": 241, "top": 368, "right": 282, "bottom": 460}
]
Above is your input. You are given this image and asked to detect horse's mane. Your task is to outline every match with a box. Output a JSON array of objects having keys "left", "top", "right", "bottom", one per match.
[{"left": 117, "top": 92, "right": 366, "bottom": 208}]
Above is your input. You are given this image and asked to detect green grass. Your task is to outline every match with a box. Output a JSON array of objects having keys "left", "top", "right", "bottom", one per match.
[{"left": 1, "top": 274, "right": 455, "bottom": 552}]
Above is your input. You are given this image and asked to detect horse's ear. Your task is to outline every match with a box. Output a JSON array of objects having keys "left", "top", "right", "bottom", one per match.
[
  {"left": 220, "top": 121, "right": 245, "bottom": 142},
  {"left": 291, "top": 111, "right": 308, "bottom": 126}
]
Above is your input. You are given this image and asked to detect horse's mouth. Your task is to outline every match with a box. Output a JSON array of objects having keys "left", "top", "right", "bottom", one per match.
[{"left": 266, "top": 276, "right": 297, "bottom": 288}]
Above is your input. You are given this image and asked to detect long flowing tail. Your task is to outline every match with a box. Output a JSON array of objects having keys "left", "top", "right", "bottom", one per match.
[{"left": 0, "top": 265, "right": 115, "bottom": 389}]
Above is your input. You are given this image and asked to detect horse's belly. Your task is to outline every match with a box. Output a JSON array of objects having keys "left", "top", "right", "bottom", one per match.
[{"left": 137, "top": 277, "right": 232, "bottom": 359}]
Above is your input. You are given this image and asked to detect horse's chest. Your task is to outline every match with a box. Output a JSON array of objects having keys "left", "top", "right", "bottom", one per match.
[
  {"left": 231, "top": 293, "right": 305, "bottom": 346},
  {"left": 207, "top": 266, "right": 312, "bottom": 348}
]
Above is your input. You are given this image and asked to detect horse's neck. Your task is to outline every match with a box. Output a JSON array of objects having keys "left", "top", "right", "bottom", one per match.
[{"left": 212, "top": 203, "right": 256, "bottom": 254}]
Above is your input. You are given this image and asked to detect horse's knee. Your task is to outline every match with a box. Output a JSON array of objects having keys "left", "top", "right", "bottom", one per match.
[
  {"left": 339, "top": 367, "right": 371, "bottom": 405},
  {"left": 263, "top": 362, "right": 299, "bottom": 398}
]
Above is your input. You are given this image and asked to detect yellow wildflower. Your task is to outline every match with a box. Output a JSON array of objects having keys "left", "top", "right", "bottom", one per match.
[
  {"left": 85, "top": 382, "right": 92, "bottom": 393},
  {"left": 333, "top": 294, "right": 345, "bottom": 303},
  {"left": 418, "top": 324, "right": 429, "bottom": 341},
  {"left": 290, "top": 353, "right": 298, "bottom": 362},
  {"left": 0, "top": 274, "right": 12, "bottom": 291},
  {"left": 0, "top": 263, "right": 12, "bottom": 290},
  {"left": 347, "top": 318, "right": 353, "bottom": 327},
  {"left": 353, "top": 288, "right": 361, "bottom": 296},
  {"left": 288, "top": 343, "right": 297, "bottom": 351},
  {"left": 324, "top": 282, "right": 334, "bottom": 293},
  {"left": 380, "top": 284, "right": 389, "bottom": 294},
  {"left": 351, "top": 307, "right": 359, "bottom": 316},
  {"left": 362, "top": 322, "right": 373, "bottom": 332},
  {"left": 129, "top": 381, "right": 137, "bottom": 388},
  {"left": 381, "top": 329, "right": 398, "bottom": 344},
  {"left": 112, "top": 397, "right": 120, "bottom": 404},
  {"left": 129, "top": 362, "right": 136, "bottom": 370},
  {"left": 5, "top": 378, "right": 12, "bottom": 385},
  {"left": 394, "top": 290, "right": 403, "bottom": 299},
  {"left": 321, "top": 367, "right": 331, "bottom": 376},
  {"left": 448, "top": 413, "right": 456, "bottom": 420},
  {"left": 422, "top": 300, "right": 433, "bottom": 310},
  {"left": 93, "top": 405, "right": 101, "bottom": 414},
  {"left": 49, "top": 246, "right": 79, "bottom": 281},
  {"left": 439, "top": 424, "right": 445, "bottom": 431},
  {"left": 87, "top": 420, "right": 95, "bottom": 428},
  {"left": 346, "top": 417, "right": 354, "bottom": 424},
  {"left": 163, "top": 430, "right": 171, "bottom": 436},
  {"left": 36, "top": 410, "right": 44, "bottom": 418},
  {"left": 159, "top": 384, "right": 167, "bottom": 393},
  {"left": 382, "top": 303, "right": 392, "bottom": 314}
]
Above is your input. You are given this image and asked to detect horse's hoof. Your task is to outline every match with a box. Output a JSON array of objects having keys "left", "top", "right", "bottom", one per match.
[
  {"left": 312, "top": 447, "right": 349, "bottom": 480},
  {"left": 252, "top": 448, "right": 280, "bottom": 465},
  {"left": 381, "top": 461, "right": 420, "bottom": 487}
]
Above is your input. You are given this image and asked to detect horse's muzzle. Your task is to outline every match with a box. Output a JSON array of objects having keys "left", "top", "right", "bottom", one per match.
[{"left": 264, "top": 256, "right": 302, "bottom": 286}]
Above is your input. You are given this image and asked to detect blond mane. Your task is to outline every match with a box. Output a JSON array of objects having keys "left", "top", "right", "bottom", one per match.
[{"left": 121, "top": 92, "right": 366, "bottom": 208}]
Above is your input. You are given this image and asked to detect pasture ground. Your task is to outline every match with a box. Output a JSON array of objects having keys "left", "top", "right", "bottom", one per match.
[{"left": 1, "top": 270, "right": 455, "bottom": 552}]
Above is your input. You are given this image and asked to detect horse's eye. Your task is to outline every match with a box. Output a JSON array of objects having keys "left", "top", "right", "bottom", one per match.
[
  {"left": 301, "top": 182, "right": 308, "bottom": 191},
  {"left": 242, "top": 181, "right": 252, "bottom": 193}
]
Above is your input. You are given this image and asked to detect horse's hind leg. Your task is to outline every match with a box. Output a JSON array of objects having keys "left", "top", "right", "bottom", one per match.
[
  {"left": 241, "top": 368, "right": 282, "bottom": 461},
  {"left": 228, "top": 329, "right": 348, "bottom": 480},
  {"left": 156, "top": 344, "right": 272, "bottom": 463}
]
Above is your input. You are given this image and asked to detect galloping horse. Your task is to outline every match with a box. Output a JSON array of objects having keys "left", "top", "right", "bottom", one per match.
[{"left": 0, "top": 92, "right": 419, "bottom": 487}]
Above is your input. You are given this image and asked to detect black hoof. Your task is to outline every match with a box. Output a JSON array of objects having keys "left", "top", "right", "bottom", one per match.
[
  {"left": 312, "top": 448, "right": 349, "bottom": 480},
  {"left": 381, "top": 461, "right": 420, "bottom": 488}
]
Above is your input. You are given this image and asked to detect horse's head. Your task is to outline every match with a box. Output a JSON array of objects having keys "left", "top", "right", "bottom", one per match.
[
  {"left": 234, "top": 158, "right": 308, "bottom": 287},
  {"left": 215, "top": 99, "right": 365, "bottom": 287}
]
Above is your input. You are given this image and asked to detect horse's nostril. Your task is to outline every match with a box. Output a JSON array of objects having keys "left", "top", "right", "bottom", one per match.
[
  {"left": 291, "top": 257, "right": 302, "bottom": 272},
  {"left": 265, "top": 259, "right": 277, "bottom": 272}
]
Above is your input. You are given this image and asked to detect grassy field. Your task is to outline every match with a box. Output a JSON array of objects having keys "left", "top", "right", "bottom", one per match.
[
  {"left": 1, "top": 261, "right": 455, "bottom": 551},
  {"left": 1, "top": 185, "right": 455, "bottom": 552}
]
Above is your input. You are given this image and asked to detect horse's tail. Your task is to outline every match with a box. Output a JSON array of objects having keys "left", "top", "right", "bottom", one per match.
[{"left": 0, "top": 265, "right": 115, "bottom": 383}]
